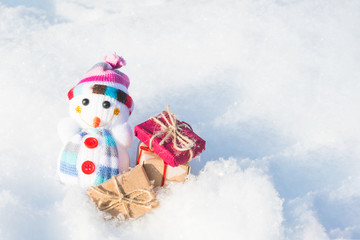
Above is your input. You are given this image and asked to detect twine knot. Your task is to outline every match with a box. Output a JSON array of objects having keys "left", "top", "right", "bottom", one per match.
[{"left": 149, "top": 105, "right": 195, "bottom": 161}]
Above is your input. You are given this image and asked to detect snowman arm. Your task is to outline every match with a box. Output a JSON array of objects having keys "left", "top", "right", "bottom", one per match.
[
  {"left": 58, "top": 117, "right": 80, "bottom": 144},
  {"left": 112, "top": 123, "right": 133, "bottom": 148}
]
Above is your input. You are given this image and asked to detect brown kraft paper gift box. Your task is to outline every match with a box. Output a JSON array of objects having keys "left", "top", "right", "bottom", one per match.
[
  {"left": 87, "top": 165, "right": 159, "bottom": 220},
  {"left": 136, "top": 142, "right": 191, "bottom": 187}
]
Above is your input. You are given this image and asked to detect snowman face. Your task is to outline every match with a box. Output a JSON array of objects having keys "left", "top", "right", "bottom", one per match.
[{"left": 69, "top": 92, "right": 129, "bottom": 129}]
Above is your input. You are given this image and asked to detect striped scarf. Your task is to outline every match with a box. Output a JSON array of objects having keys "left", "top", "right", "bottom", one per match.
[{"left": 59, "top": 129, "right": 120, "bottom": 186}]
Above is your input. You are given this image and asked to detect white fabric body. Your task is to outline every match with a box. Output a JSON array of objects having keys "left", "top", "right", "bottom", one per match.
[{"left": 58, "top": 87, "right": 132, "bottom": 187}]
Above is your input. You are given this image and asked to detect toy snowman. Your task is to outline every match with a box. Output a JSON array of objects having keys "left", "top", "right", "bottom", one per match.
[{"left": 57, "top": 54, "right": 134, "bottom": 187}]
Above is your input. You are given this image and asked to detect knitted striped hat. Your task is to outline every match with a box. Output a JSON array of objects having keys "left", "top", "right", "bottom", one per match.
[{"left": 68, "top": 54, "right": 134, "bottom": 115}]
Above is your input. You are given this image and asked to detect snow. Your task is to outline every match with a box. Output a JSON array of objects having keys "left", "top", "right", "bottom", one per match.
[{"left": 0, "top": 0, "right": 360, "bottom": 239}]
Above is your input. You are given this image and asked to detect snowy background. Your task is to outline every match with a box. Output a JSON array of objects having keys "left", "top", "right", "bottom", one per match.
[{"left": 0, "top": 0, "right": 360, "bottom": 239}]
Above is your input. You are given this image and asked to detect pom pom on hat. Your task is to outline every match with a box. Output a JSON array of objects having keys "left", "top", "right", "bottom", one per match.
[{"left": 104, "top": 54, "right": 126, "bottom": 69}]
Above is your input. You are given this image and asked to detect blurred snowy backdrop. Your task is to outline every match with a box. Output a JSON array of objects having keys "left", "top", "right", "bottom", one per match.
[{"left": 0, "top": 0, "right": 360, "bottom": 239}]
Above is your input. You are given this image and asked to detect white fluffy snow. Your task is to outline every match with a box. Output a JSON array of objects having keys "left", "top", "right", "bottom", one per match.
[{"left": 1, "top": 0, "right": 360, "bottom": 239}]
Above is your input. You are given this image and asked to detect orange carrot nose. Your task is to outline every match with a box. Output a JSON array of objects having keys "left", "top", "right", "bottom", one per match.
[{"left": 93, "top": 117, "right": 101, "bottom": 128}]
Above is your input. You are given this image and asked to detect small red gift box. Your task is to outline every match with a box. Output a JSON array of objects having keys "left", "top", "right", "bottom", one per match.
[{"left": 134, "top": 106, "right": 206, "bottom": 167}]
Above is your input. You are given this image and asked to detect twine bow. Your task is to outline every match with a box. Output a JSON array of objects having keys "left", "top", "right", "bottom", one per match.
[
  {"left": 149, "top": 105, "right": 195, "bottom": 161},
  {"left": 90, "top": 176, "right": 156, "bottom": 219}
]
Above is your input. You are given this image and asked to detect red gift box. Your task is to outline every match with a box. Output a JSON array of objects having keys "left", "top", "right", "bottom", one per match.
[{"left": 134, "top": 106, "right": 206, "bottom": 167}]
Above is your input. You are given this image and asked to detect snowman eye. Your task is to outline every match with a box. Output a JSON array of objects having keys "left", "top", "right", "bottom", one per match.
[
  {"left": 82, "top": 98, "right": 89, "bottom": 106},
  {"left": 102, "top": 101, "right": 111, "bottom": 109}
]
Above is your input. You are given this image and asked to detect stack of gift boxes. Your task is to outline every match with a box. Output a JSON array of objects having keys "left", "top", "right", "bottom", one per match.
[{"left": 87, "top": 106, "right": 206, "bottom": 220}]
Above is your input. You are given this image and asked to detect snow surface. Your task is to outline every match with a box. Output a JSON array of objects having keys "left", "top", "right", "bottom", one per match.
[{"left": 1, "top": 0, "right": 360, "bottom": 239}]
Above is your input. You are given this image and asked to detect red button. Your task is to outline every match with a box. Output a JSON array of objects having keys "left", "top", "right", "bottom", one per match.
[
  {"left": 84, "top": 137, "right": 98, "bottom": 149},
  {"left": 82, "top": 161, "right": 95, "bottom": 174}
]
